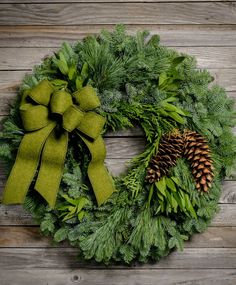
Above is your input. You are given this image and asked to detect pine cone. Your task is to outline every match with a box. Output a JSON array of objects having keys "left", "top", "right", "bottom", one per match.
[
  {"left": 146, "top": 131, "right": 184, "bottom": 183},
  {"left": 183, "top": 130, "right": 214, "bottom": 192}
]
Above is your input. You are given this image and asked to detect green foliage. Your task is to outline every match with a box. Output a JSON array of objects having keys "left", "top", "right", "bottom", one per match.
[
  {"left": 76, "top": 36, "right": 125, "bottom": 90},
  {"left": 62, "top": 165, "right": 85, "bottom": 198},
  {"left": 54, "top": 227, "right": 69, "bottom": 242},
  {"left": 40, "top": 213, "right": 57, "bottom": 235},
  {"left": 122, "top": 165, "right": 146, "bottom": 199},
  {"left": 52, "top": 42, "right": 91, "bottom": 91},
  {"left": 79, "top": 208, "right": 131, "bottom": 263},
  {"left": 0, "top": 143, "right": 11, "bottom": 160},
  {"left": 158, "top": 56, "right": 186, "bottom": 94},
  {"left": 0, "top": 25, "right": 235, "bottom": 264},
  {"left": 153, "top": 176, "right": 197, "bottom": 218},
  {"left": 57, "top": 194, "right": 90, "bottom": 222}
]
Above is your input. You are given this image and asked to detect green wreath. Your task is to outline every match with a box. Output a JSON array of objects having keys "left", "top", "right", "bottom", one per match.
[{"left": 0, "top": 26, "right": 236, "bottom": 264}]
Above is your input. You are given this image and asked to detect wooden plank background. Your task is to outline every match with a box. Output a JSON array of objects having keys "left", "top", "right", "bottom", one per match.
[{"left": 0, "top": 1, "right": 236, "bottom": 284}]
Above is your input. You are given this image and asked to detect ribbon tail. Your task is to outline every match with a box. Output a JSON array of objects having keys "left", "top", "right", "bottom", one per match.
[
  {"left": 2, "top": 123, "right": 56, "bottom": 205},
  {"left": 80, "top": 135, "right": 115, "bottom": 206},
  {"left": 35, "top": 129, "right": 68, "bottom": 208}
]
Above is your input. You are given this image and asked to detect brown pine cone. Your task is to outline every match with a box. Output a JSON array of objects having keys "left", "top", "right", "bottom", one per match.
[
  {"left": 183, "top": 130, "right": 214, "bottom": 192},
  {"left": 146, "top": 130, "right": 184, "bottom": 183}
]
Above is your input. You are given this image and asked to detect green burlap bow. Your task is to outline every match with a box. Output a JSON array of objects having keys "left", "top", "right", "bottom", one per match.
[{"left": 2, "top": 80, "right": 115, "bottom": 208}]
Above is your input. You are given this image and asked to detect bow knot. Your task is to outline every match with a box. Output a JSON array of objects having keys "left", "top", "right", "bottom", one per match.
[
  {"left": 20, "top": 80, "right": 106, "bottom": 139},
  {"left": 3, "top": 80, "right": 115, "bottom": 208}
]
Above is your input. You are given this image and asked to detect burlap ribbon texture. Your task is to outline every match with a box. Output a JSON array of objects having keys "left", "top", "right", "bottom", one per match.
[{"left": 2, "top": 80, "right": 115, "bottom": 208}]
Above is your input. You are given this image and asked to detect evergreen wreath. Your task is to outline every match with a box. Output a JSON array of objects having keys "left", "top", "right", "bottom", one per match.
[{"left": 0, "top": 25, "right": 236, "bottom": 264}]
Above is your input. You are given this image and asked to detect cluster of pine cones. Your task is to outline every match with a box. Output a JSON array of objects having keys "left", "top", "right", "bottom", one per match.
[{"left": 146, "top": 130, "right": 214, "bottom": 192}]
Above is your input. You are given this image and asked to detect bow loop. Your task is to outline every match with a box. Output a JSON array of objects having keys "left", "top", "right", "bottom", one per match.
[
  {"left": 20, "top": 104, "right": 50, "bottom": 131},
  {"left": 3, "top": 80, "right": 115, "bottom": 208},
  {"left": 63, "top": 105, "right": 84, "bottom": 132},
  {"left": 29, "top": 80, "right": 54, "bottom": 106},
  {"left": 50, "top": 90, "right": 73, "bottom": 115},
  {"left": 74, "top": 86, "right": 101, "bottom": 111}
]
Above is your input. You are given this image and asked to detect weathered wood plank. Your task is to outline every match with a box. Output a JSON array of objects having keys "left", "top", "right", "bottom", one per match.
[
  {"left": 219, "top": 182, "right": 236, "bottom": 203},
  {"left": 213, "top": 204, "right": 236, "bottom": 226},
  {"left": 210, "top": 69, "right": 236, "bottom": 92},
  {"left": 0, "top": 204, "right": 235, "bottom": 226},
  {"left": 0, "top": 3, "right": 236, "bottom": 25},
  {"left": 0, "top": 247, "right": 236, "bottom": 269},
  {"left": 177, "top": 47, "right": 236, "bottom": 69},
  {"left": 0, "top": 205, "right": 34, "bottom": 226},
  {"left": 1, "top": 269, "right": 236, "bottom": 285},
  {"left": 185, "top": 226, "right": 236, "bottom": 248},
  {"left": 108, "top": 138, "right": 146, "bottom": 159},
  {"left": 1, "top": 226, "right": 236, "bottom": 248},
  {"left": 0, "top": 47, "right": 53, "bottom": 70},
  {"left": 0, "top": 71, "right": 24, "bottom": 88},
  {"left": 1, "top": 47, "right": 236, "bottom": 70},
  {"left": 106, "top": 158, "right": 135, "bottom": 176},
  {"left": 0, "top": 226, "right": 56, "bottom": 248},
  {"left": 1, "top": 25, "right": 236, "bottom": 47}
]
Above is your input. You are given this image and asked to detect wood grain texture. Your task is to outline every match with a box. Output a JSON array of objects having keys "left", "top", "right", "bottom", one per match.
[
  {"left": 0, "top": 247, "right": 236, "bottom": 269},
  {"left": 0, "top": 3, "right": 236, "bottom": 25},
  {"left": 186, "top": 227, "right": 236, "bottom": 248},
  {"left": 1, "top": 226, "right": 236, "bottom": 248},
  {"left": 1, "top": 47, "right": 236, "bottom": 70},
  {"left": 0, "top": 226, "right": 55, "bottom": 248},
  {"left": 1, "top": 269, "right": 236, "bottom": 285},
  {"left": 0, "top": 25, "right": 236, "bottom": 47}
]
